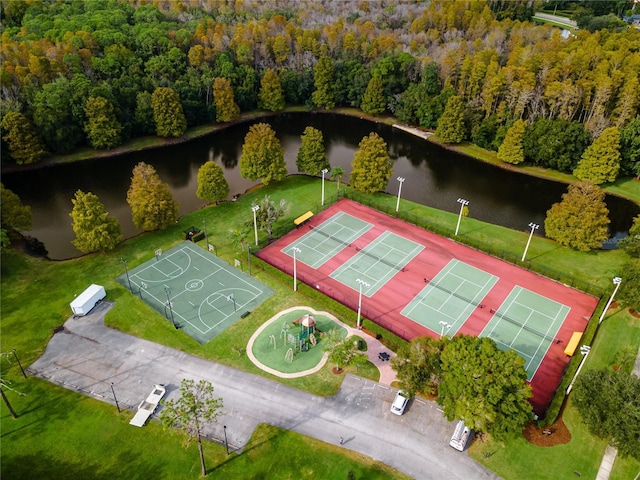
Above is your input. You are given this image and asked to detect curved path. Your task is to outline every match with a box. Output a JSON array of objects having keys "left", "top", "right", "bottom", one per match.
[{"left": 28, "top": 302, "right": 497, "bottom": 480}]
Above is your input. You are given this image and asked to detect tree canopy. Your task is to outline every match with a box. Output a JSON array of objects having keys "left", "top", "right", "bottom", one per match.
[
  {"left": 239, "top": 123, "right": 287, "bottom": 185},
  {"left": 258, "top": 68, "right": 285, "bottom": 112},
  {"left": 616, "top": 259, "right": 640, "bottom": 311},
  {"left": 0, "top": 112, "right": 48, "bottom": 165},
  {"left": 618, "top": 215, "right": 640, "bottom": 258},
  {"left": 437, "top": 335, "right": 532, "bottom": 440},
  {"left": 573, "top": 369, "right": 640, "bottom": 459},
  {"left": 69, "top": 190, "right": 122, "bottom": 253},
  {"left": 360, "top": 75, "right": 386, "bottom": 116},
  {"left": 126, "top": 162, "right": 179, "bottom": 231},
  {"left": 435, "top": 95, "right": 466, "bottom": 144},
  {"left": 213, "top": 77, "right": 240, "bottom": 123},
  {"left": 544, "top": 181, "right": 610, "bottom": 251},
  {"left": 391, "top": 336, "right": 444, "bottom": 397},
  {"left": 151, "top": 87, "right": 187, "bottom": 137},
  {"left": 296, "top": 126, "right": 329, "bottom": 175},
  {"left": 83, "top": 96, "right": 122, "bottom": 150},
  {"left": 251, "top": 195, "right": 290, "bottom": 241},
  {"left": 196, "top": 161, "right": 229, "bottom": 204},
  {"left": 497, "top": 119, "right": 526, "bottom": 165},
  {"left": 160, "top": 379, "right": 224, "bottom": 477},
  {"left": 0, "top": 183, "right": 32, "bottom": 232},
  {"left": 573, "top": 127, "right": 621, "bottom": 184},
  {"left": 349, "top": 132, "right": 393, "bottom": 194}
]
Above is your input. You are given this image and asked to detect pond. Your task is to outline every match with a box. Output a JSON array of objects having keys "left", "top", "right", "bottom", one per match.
[{"left": 2, "top": 112, "right": 637, "bottom": 259}]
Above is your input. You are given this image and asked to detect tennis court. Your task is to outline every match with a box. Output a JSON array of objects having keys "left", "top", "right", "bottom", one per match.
[
  {"left": 481, "top": 286, "right": 569, "bottom": 380},
  {"left": 282, "top": 211, "right": 372, "bottom": 268},
  {"left": 330, "top": 231, "right": 424, "bottom": 296},
  {"left": 116, "top": 242, "right": 273, "bottom": 344},
  {"left": 401, "top": 259, "right": 498, "bottom": 335}
]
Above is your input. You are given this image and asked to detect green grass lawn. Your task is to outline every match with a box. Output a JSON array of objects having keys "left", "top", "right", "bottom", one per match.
[{"left": 1, "top": 175, "right": 637, "bottom": 479}]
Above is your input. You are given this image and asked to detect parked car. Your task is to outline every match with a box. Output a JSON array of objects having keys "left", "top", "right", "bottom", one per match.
[
  {"left": 449, "top": 420, "right": 473, "bottom": 451},
  {"left": 390, "top": 390, "right": 409, "bottom": 415}
]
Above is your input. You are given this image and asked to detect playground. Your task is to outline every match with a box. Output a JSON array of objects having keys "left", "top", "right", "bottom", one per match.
[
  {"left": 247, "top": 307, "right": 348, "bottom": 377},
  {"left": 116, "top": 241, "right": 274, "bottom": 344},
  {"left": 257, "top": 199, "right": 599, "bottom": 414}
]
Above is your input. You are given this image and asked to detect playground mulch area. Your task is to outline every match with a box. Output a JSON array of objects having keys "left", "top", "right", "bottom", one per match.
[
  {"left": 250, "top": 308, "right": 347, "bottom": 375},
  {"left": 257, "top": 199, "right": 599, "bottom": 415}
]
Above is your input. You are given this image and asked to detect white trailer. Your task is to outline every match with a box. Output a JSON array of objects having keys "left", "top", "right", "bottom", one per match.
[
  {"left": 70, "top": 284, "right": 106, "bottom": 316},
  {"left": 129, "top": 385, "right": 166, "bottom": 427}
]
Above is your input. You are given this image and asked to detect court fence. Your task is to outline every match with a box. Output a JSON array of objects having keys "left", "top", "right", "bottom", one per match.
[{"left": 339, "top": 190, "right": 606, "bottom": 298}]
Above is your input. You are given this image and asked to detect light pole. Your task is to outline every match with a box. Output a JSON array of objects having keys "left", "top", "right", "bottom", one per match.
[
  {"left": 455, "top": 198, "right": 469, "bottom": 236},
  {"left": 291, "top": 246, "right": 301, "bottom": 291},
  {"left": 566, "top": 345, "right": 591, "bottom": 395},
  {"left": 164, "top": 286, "right": 177, "bottom": 329},
  {"left": 12, "top": 349, "right": 26, "bottom": 379},
  {"left": 110, "top": 382, "right": 121, "bottom": 412},
  {"left": 251, "top": 205, "right": 260, "bottom": 246},
  {"left": 121, "top": 257, "right": 132, "bottom": 293},
  {"left": 321, "top": 168, "right": 328, "bottom": 206},
  {"left": 356, "top": 278, "right": 370, "bottom": 330},
  {"left": 522, "top": 222, "right": 539, "bottom": 262},
  {"left": 223, "top": 425, "right": 230, "bottom": 455},
  {"left": 395, "top": 177, "right": 405, "bottom": 213},
  {"left": 439, "top": 320, "right": 451, "bottom": 338},
  {"left": 598, "top": 277, "right": 622, "bottom": 324}
]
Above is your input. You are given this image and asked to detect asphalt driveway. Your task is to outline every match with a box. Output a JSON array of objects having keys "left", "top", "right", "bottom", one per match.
[{"left": 28, "top": 302, "right": 499, "bottom": 480}]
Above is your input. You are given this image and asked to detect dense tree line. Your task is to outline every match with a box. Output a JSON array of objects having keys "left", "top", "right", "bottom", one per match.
[{"left": 1, "top": 0, "right": 638, "bottom": 180}]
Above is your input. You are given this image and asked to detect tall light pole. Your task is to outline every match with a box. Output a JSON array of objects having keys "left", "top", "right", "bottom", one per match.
[
  {"left": 110, "top": 382, "right": 121, "bottom": 412},
  {"left": 291, "top": 246, "right": 301, "bottom": 291},
  {"left": 223, "top": 425, "right": 230, "bottom": 455},
  {"left": 321, "top": 168, "right": 328, "bottom": 206},
  {"left": 164, "top": 286, "right": 177, "bottom": 329},
  {"left": 251, "top": 205, "right": 260, "bottom": 246},
  {"left": 566, "top": 345, "right": 590, "bottom": 395},
  {"left": 455, "top": 198, "right": 469, "bottom": 236},
  {"left": 522, "top": 222, "right": 539, "bottom": 262},
  {"left": 395, "top": 177, "right": 405, "bottom": 213},
  {"left": 439, "top": 320, "right": 451, "bottom": 338},
  {"left": 356, "top": 278, "right": 370, "bottom": 330},
  {"left": 121, "top": 257, "right": 132, "bottom": 293},
  {"left": 598, "top": 277, "right": 622, "bottom": 324}
]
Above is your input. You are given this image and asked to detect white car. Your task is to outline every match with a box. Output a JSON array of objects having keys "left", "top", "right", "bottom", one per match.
[{"left": 390, "top": 390, "right": 409, "bottom": 415}]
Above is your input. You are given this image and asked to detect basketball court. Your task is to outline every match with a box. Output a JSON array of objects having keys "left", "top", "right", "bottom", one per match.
[{"left": 116, "top": 242, "right": 274, "bottom": 344}]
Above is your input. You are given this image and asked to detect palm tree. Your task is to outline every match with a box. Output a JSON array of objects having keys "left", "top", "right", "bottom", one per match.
[{"left": 331, "top": 166, "right": 345, "bottom": 192}]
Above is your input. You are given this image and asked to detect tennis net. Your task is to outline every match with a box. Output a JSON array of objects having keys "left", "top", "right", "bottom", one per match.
[
  {"left": 310, "top": 225, "right": 405, "bottom": 272},
  {"left": 426, "top": 279, "right": 556, "bottom": 342}
]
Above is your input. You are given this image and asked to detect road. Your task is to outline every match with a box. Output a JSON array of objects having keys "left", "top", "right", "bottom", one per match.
[
  {"left": 533, "top": 12, "right": 577, "bottom": 28},
  {"left": 28, "top": 302, "right": 499, "bottom": 480}
]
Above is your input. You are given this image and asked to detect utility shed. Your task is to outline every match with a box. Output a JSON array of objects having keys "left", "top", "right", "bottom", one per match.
[{"left": 70, "top": 284, "right": 106, "bottom": 316}]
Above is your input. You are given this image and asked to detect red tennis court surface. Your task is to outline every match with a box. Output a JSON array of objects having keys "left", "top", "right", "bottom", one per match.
[{"left": 257, "top": 199, "right": 599, "bottom": 415}]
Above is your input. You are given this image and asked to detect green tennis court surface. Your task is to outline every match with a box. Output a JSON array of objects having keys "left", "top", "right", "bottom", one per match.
[
  {"left": 481, "top": 286, "right": 569, "bottom": 380},
  {"left": 401, "top": 259, "right": 498, "bottom": 335},
  {"left": 282, "top": 212, "right": 372, "bottom": 268},
  {"left": 330, "top": 231, "right": 424, "bottom": 296},
  {"left": 116, "top": 241, "right": 273, "bottom": 344}
]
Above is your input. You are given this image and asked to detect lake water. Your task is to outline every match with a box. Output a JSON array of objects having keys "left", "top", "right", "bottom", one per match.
[{"left": 3, "top": 112, "right": 637, "bottom": 259}]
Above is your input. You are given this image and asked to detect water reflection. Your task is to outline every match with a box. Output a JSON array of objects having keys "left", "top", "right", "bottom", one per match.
[{"left": 2, "top": 112, "right": 637, "bottom": 259}]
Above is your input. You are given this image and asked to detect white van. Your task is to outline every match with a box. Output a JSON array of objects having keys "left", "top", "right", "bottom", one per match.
[{"left": 449, "top": 420, "right": 473, "bottom": 451}]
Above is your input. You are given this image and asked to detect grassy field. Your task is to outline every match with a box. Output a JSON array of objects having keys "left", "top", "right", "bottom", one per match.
[{"left": 1, "top": 175, "right": 638, "bottom": 478}]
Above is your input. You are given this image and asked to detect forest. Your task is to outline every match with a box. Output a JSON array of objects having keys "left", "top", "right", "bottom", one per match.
[{"left": 0, "top": 0, "right": 639, "bottom": 181}]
